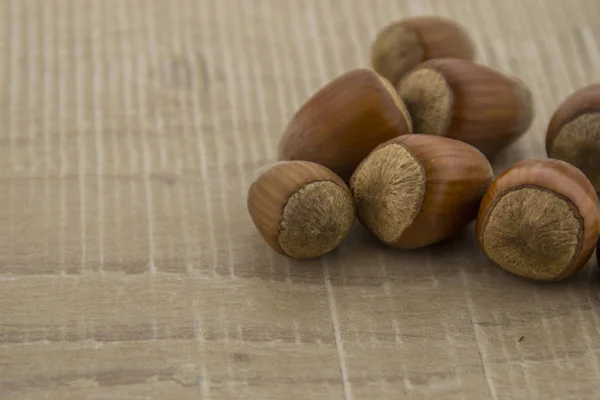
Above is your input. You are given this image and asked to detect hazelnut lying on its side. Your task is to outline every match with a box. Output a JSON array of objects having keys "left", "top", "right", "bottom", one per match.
[
  {"left": 278, "top": 68, "right": 413, "bottom": 182},
  {"left": 247, "top": 161, "right": 355, "bottom": 259},
  {"left": 371, "top": 16, "right": 475, "bottom": 87},
  {"left": 397, "top": 58, "right": 534, "bottom": 159},
  {"left": 546, "top": 83, "right": 600, "bottom": 192},
  {"left": 477, "top": 159, "right": 600, "bottom": 281},
  {"left": 350, "top": 134, "right": 493, "bottom": 249}
]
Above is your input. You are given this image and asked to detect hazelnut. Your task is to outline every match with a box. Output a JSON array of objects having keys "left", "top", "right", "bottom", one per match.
[
  {"left": 546, "top": 83, "right": 600, "bottom": 192},
  {"left": 350, "top": 134, "right": 493, "bottom": 249},
  {"left": 278, "top": 68, "right": 413, "bottom": 182},
  {"left": 247, "top": 161, "right": 355, "bottom": 259},
  {"left": 476, "top": 159, "right": 600, "bottom": 281},
  {"left": 397, "top": 58, "right": 534, "bottom": 158},
  {"left": 371, "top": 16, "right": 475, "bottom": 87}
]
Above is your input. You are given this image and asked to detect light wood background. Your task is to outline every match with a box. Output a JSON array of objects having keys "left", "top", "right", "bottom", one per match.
[{"left": 1, "top": 0, "right": 600, "bottom": 399}]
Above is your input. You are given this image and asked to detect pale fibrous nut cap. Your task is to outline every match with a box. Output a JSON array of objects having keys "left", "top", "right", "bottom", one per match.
[
  {"left": 397, "top": 68, "right": 453, "bottom": 135},
  {"left": 350, "top": 143, "right": 426, "bottom": 244},
  {"left": 247, "top": 161, "right": 356, "bottom": 259},
  {"left": 481, "top": 186, "right": 582, "bottom": 280}
]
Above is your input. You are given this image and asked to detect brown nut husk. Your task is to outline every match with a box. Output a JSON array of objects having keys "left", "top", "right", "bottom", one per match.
[
  {"left": 546, "top": 83, "right": 600, "bottom": 192},
  {"left": 371, "top": 16, "right": 475, "bottom": 87},
  {"left": 350, "top": 134, "right": 493, "bottom": 249},
  {"left": 477, "top": 159, "right": 600, "bottom": 281},
  {"left": 278, "top": 68, "right": 413, "bottom": 182},
  {"left": 247, "top": 161, "right": 355, "bottom": 259},
  {"left": 397, "top": 58, "right": 534, "bottom": 159}
]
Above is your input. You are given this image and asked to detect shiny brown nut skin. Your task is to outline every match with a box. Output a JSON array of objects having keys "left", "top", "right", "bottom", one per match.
[
  {"left": 247, "top": 160, "right": 355, "bottom": 260},
  {"left": 371, "top": 16, "right": 475, "bottom": 87},
  {"left": 278, "top": 68, "right": 412, "bottom": 182},
  {"left": 476, "top": 159, "right": 600, "bottom": 281},
  {"left": 546, "top": 83, "right": 600, "bottom": 192},
  {"left": 397, "top": 58, "right": 534, "bottom": 159},
  {"left": 350, "top": 134, "right": 493, "bottom": 249}
]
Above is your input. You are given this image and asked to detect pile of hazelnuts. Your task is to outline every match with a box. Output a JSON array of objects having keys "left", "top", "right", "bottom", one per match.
[{"left": 247, "top": 16, "right": 600, "bottom": 282}]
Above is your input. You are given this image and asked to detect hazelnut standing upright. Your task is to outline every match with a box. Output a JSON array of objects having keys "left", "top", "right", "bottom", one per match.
[
  {"left": 350, "top": 134, "right": 493, "bottom": 249},
  {"left": 397, "top": 58, "right": 534, "bottom": 158},
  {"left": 477, "top": 159, "right": 600, "bottom": 281},
  {"left": 278, "top": 68, "right": 413, "bottom": 182},
  {"left": 247, "top": 161, "right": 355, "bottom": 259},
  {"left": 371, "top": 16, "right": 475, "bottom": 87},
  {"left": 546, "top": 83, "right": 600, "bottom": 192}
]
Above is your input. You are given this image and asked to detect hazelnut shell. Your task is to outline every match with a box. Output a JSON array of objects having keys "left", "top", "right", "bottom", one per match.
[
  {"left": 371, "top": 16, "right": 475, "bottom": 87},
  {"left": 278, "top": 68, "right": 413, "bottom": 182},
  {"left": 546, "top": 83, "right": 600, "bottom": 192},
  {"left": 476, "top": 159, "right": 600, "bottom": 281},
  {"left": 247, "top": 161, "right": 355, "bottom": 259},
  {"left": 350, "top": 134, "right": 493, "bottom": 249},
  {"left": 397, "top": 58, "right": 534, "bottom": 159}
]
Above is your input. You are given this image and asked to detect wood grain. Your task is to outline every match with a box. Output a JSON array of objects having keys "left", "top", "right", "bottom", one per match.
[{"left": 2, "top": 0, "right": 600, "bottom": 399}]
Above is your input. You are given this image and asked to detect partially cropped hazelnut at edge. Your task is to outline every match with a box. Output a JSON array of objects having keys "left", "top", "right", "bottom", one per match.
[
  {"left": 397, "top": 58, "right": 534, "bottom": 159},
  {"left": 278, "top": 68, "right": 413, "bottom": 182},
  {"left": 350, "top": 134, "right": 494, "bottom": 249},
  {"left": 546, "top": 83, "right": 600, "bottom": 192},
  {"left": 371, "top": 16, "right": 475, "bottom": 87},
  {"left": 247, "top": 161, "right": 356, "bottom": 260},
  {"left": 476, "top": 159, "right": 600, "bottom": 281}
]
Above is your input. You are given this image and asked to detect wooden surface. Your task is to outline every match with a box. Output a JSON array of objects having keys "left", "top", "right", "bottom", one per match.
[{"left": 1, "top": 0, "right": 600, "bottom": 399}]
